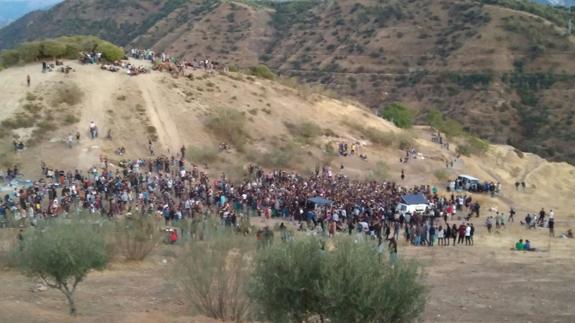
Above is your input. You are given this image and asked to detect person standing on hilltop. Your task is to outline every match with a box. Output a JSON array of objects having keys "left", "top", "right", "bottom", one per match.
[
  {"left": 538, "top": 208, "right": 546, "bottom": 226},
  {"left": 458, "top": 223, "right": 466, "bottom": 245},
  {"left": 148, "top": 140, "right": 154, "bottom": 156},
  {"left": 180, "top": 146, "right": 186, "bottom": 159},
  {"left": 401, "top": 169, "right": 405, "bottom": 181},
  {"left": 548, "top": 210, "right": 555, "bottom": 237},
  {"left": 508, "top": 207, "right": 516, "bottom": 223},
  {"left": 27, "top": 75, "right": 31, "bottom": 87},
  {"left": 89, "top": 121, "right": 97, "bottom": 139}
]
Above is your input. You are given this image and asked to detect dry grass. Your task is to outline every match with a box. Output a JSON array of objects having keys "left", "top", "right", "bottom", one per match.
[
  {"left": 204, "top": 108, "right": 249, "bottom": 151},
  {"left": 1, "top": 112, "right": 35, "bottom": 129},
  {"left": 63, "top": 114, "right": 80, "bottom": 125},
  {"left": 50, "top": 82, "right": 83, "bottom": 106},
  {"left": 341, "top": 120, "right": 415, "bottom": 149},
  {"left": 434, "top": 169, "right": 450, "bottom": 181},
  {"left": 188, "top": 146, "right": 220, "bottom": 164},
  {"left": 146, "top": 125, "right": 158, "bottom": 141},
  {"left": 284, "top": 121, "right": 322, "bottom": 144},
  {"left": 22, "top": 102, "right": 43, "bottom": 114}
]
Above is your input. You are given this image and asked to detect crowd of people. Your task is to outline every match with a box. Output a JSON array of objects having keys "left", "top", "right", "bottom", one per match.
[
  {"left": 100, "top": 61, "right": 150, "bottom": 76},
  {"left": 129, "top": 47, "right": 222, "bottom": 77},
  {"left": 0, "top": 138, "right": 568, "bottom": 247},
  {"left": 0, "top": 145, "right": 479, "bottom": 239}
]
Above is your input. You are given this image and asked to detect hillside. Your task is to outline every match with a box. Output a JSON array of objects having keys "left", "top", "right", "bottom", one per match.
[
  {"left": 1, "top": 60, "right": 575, "bottom": 323},
  {"left": 0, "top": 0, "right": 574, "bottom": 165},
  {"left": 1, "top": 60, "right": 574, "bottom": 219}
]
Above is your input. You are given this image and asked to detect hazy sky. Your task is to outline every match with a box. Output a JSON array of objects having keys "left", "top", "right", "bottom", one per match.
[{"left": 0, "top": 0, "right": 63, "bottom": 24}]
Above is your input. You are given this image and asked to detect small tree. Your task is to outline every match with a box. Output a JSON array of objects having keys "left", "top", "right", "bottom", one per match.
[
  {"left": 250, "top": 237, "right": 427, "bottom": 323},
  {"left": 380, "top": 102, "right": 414, "bottom": 128},
  {"left": 15, "top": 220, "right": 108, "bottom": 315},
  {"left": 426, "top": 109, "right": 464, "bottom": 137},
  {"left": 322, "top": 238, "right": 426, "bottom": 323},
  {"left": 250, "top": 238, "right": 325, "bottom": 322},
  {"left": 249, "top": 64, "right": 276, "bottom": 80},
  {"left": 115, "top": 216, "right": 162, "bottom": 261},
  {"left": 175, "top": 230, "right": 254, "bottom": 321}
]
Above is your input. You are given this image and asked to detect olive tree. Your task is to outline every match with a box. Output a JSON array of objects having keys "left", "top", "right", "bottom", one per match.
[
  {"left": 250, "top": 237, "right": 426, "bottom": 323},
  {"left": 322, "top": 238, "right": 426, "bottom": 323},
  {"left": 14, "top": 220, "right": 108, "bottom": 315},
  {"left": 249, "top": 238, "right": 325, "bottom": 323}
]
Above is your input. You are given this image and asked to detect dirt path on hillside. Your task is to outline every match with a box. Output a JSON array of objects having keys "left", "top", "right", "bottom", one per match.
[
  {"left": 68, "top": 65, "right": 124, "bottom": 169},
  {"left": 137, "top": 74, "right": 182, "bottom": 154}
]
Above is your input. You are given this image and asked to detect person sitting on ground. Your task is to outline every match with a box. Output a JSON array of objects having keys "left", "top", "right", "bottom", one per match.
[
  {"left": 515, "top": 239, "right": 524, "bottom": 251},
  {"left": 523, "top": 240, "right": 536, "bottom": 251}
]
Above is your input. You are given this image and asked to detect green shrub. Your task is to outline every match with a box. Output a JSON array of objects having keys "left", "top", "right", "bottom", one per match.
[
  {"left": 0, "top": 36, "right": 124, "bottom": 68},
  {"left": 270, "top": 0, "right": 319, "bottom": 31},
  {"left": 250, "top": 237, "right": 426, "bottom": 323},
  {"left": 17, "top": 42, "right": 42, "bottom": 63},
  {"left": 322, "top": 238, "right": 426, "bottom": 323},
  {"left": 249, "top": 64, "right": 276, "bottom": 80},
  {"left": 250, "top": 238, "right": 324, "bottom": 322},
  {"left": 446, "top": 73, "right": 493, "bottom": 89},
  {"left": 41, "top": 40, "right": 67, "bottom": 58},
  {"left": 13, "top": 219, "right": 109, "bottom": 315},
  {"left": 426, "top": 109, "right": 464, "bottom": 137},
  {"left": 380, "top": 102, "right": 414, "bottom": 128},
  {"left": 0, "top": 49, "right": 19, "bottom": 66}
]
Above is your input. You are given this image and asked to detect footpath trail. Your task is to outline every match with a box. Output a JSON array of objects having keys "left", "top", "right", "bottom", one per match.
[
  {"left": 137, "top": 73, "right": 183, "bottom": 154},
  {"left": 67, "top": 64, "right": 123, "bottom": 170}
]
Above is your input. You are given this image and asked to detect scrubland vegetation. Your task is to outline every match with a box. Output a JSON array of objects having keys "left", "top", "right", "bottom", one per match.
[{"left": 0, "top": 36, "right": 124, "bottom": 70}]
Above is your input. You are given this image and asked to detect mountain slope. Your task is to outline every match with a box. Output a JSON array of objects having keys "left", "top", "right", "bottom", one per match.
[
  {"left": 1, "top": 60, "right": 574, "bottom": 218},
  {"left": 1, "top": 0, "right": 574, "bottom": 164}
]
